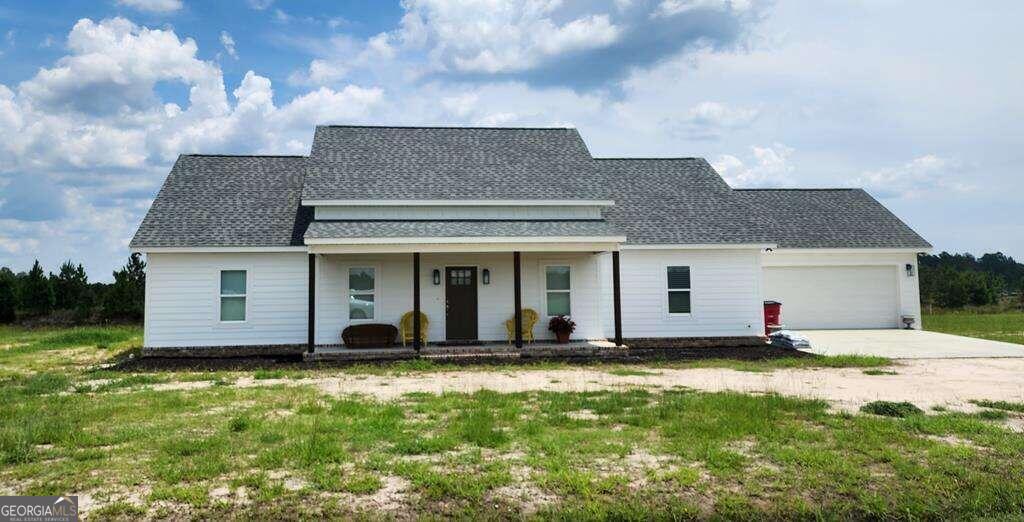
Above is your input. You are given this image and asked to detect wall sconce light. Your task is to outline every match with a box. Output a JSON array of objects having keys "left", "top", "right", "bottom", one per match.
[
  {"left": 905, "top": 263, "right": 914, "bottom": 277},
  {"left": 482, "top": 268, "right": 491, "bottom": 285},
  {"left": 432, "top": 269, "right": 441, "bottom": 285}
]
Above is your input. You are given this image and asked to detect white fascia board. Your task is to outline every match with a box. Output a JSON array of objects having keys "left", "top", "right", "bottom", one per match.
[
  {"left": 769, "top": 247, "right": 932, "bottom": 254},
  {"left": 309, "top": 242, "right": 621, "bottom": 254},
  {"left": 301, "top": 199, "right": 615, "bottom": 207},
  {"left": 621, "top": 243, "right": 777, "bottom": 250},
  {"left": 131, "top": 246, "right": 309, "bottom": 254},
  {"left": 304, "top": 235, "right": 627, "bottom": 245}
]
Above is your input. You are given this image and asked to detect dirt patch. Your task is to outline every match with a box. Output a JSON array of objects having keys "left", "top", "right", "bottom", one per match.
[
  {"left": 328, "top": 475, "right": 413, "bottom": 513},
  {"left": 923, "top": 434, "right": 987, "bottom": 450},
  {"left": 119, "top": 358, "right": 1024, "bottom": 413},
  {"left": 566, "top": 409, "right": 599, "bottom": 420},
  {"left": 488, "top": 483, "right": 560, "bottom": 515}
]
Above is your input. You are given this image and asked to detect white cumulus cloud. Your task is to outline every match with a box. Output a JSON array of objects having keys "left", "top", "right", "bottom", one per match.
[
  {"left": 852, "top": 155, "right": 972, "bottom": 199},
  {"left": 712, "top": 143, "right": 794, "bottom": 187},
  {"left": 219, "top": 31, "right": 237, "bottom": 59}
]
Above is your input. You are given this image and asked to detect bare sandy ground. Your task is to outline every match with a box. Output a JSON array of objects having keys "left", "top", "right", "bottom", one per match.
[{"left": 148, "top": 358, "right": 1024, "bottom": 413}]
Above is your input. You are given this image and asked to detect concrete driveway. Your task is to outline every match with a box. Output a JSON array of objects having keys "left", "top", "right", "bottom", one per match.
[{"left": 800, "top": 329, "right": 1024, "bottom": 359}]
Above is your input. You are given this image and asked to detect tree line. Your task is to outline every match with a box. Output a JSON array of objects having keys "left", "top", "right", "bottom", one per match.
[
  {"left": 918, "top": 252, "right": 1024, "bottom": 309},
  {"left": 0, "top": 254, "right": 145, "bottom": 324}
]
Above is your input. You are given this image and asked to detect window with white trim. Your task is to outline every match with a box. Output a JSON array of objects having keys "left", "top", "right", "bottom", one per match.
[
  {"left": 219, "top": 270, "right": 247, "bottom": 322},
  {"left": 349, "top": 267, "right": 376, "bottom": 320},
  {"left": 667, "top": 266, "right": 691, "bottom": 314},
  {"left": 544, "top": 265, "right": 571, "bottom": 316}
]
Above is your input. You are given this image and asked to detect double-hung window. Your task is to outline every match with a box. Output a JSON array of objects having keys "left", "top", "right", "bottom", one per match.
[
  {"left": 219, "top": 270, "right": 247, "bottom": 322},
  {"left": 544, "top": 265, "right": 571, "bottom": 316},
  {"left": 349, "top": 267, "right": 376, "bottom": 320},
  {"left": 667, "top": 266, "right": 691, "bottom": 314}
]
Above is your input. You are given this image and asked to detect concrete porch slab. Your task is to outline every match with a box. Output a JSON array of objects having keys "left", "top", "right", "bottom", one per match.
[{"left": 304, "top": 340, "right": 624, "bottom": 362}]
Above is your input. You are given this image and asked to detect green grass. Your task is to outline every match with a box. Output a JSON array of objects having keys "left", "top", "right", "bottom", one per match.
[
  {"left": 924, "top": 310, "right": 1024, "bottom": 345},
  {"left": 971, "top": 399, "right": 1024, "bottom": 413},
  {"left": 1, "top": 324, "right": 1022, "bottom": 519}
]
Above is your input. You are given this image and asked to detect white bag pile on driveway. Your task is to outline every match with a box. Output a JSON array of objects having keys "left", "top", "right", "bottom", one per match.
[{"left": 770, "top": 330, "right": 811, "bottom": 349}]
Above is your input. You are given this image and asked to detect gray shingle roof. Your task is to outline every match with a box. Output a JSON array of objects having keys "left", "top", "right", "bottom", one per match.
[
  {"left": 132, "top": 127, "right": 930, "bottom": 250},
  {"left": 733, "top": 189, "right": 931, "bottom": 249},
  {"left": 595, "top": 158, "right": 775, "bottom": 245},
  {"left": 130, "top": 155, "right": 312, "bottom": 248},
  {"left": 302, "top": 126, "right": 608, "bottom": 201},
  {"left": 304, "top": 220, "right": 623, "bottom": 240}
]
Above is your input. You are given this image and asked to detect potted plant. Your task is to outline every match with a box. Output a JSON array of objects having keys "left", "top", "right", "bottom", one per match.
[{"left": 548, "top": 315, "right": 576, "bottom": 343}]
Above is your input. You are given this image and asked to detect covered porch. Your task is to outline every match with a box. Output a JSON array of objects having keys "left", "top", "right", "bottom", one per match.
[{"left": 303, "top": 222, "right": 627, "bottom": 352}]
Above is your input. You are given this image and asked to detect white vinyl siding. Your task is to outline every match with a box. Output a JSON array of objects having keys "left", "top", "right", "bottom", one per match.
[
  {"left": 143, "top": 253, "right": 308, "bottom": 348},
  {"left": 600, "top": 249, "right": 764, "bottom": 339}
]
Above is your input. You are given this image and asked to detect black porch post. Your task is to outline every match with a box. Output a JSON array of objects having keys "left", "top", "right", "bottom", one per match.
[
  {"left": 612, "top": 251, "right": 623, "bottom": 347},
  {"left": 513, "top": 251, "right": 523, "bottom": 349},
  {"left": 413, "top": 252, "right": 421, "bottom": 352},
  {"left": 307, "top": 253, "right": 315, "bottom": 353}
]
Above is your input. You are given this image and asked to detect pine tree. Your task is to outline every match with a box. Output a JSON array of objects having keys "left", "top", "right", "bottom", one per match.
[
  {"left": 0, "top": 267, "right": 16, "bottom": 323},
  {"left": 52, "top": 260, "right": 89, "bottom": 310},
  {"left": 20, "top": 260, "right": 54, "bottom": 316},
  {"left": 102, "top": 254, "right": 146, "bottom": 320}
]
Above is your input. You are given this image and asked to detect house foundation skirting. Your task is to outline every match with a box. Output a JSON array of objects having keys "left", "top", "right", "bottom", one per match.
[
  {"left": 142, "top": 344, "right": 307, "bottom": 358},
  {"left": 626, "top": 336, "right": 767, "bottom": 349},
  {"left": 142, "top": 336, "right": 767, "bottom": 359}
]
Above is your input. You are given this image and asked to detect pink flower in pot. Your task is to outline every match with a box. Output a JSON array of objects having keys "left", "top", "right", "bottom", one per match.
[{"left": 547, "top": 315, "right": 576, "bottom": 343}]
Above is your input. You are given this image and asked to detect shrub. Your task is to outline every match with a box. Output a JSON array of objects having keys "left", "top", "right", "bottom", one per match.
[
  {"left": 860, "top": 401, "right": 923, "bottom": 418},
  {"left": 547, "top": 315, "right": 577, "bottom": 335}
]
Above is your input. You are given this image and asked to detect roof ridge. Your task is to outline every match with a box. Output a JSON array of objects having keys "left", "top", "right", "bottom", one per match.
[
  {"left": 316, "top": 124, "right": 576, "bottom": 130},
  {"left": 182, "top": 154, "right": 307, "bottom": 158},
  {"left": 734, "top": 188, "right": 859, "bottom": 191},
  {"left": 594, "top": 157, "right": 703, "bottom": 161}
]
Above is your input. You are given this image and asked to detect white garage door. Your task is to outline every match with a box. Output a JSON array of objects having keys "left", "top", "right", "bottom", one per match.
[{"left": 764, "top": 266, "right": 899, "bottom": 329}]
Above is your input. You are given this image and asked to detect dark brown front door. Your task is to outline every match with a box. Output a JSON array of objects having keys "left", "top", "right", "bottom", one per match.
[{"left": 445, "top": 267, "right": 478, "bottom": 340}]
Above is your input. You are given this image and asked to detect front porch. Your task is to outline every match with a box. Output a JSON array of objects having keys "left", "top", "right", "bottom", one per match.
[{"left": 304, "top": 245, "right": 626, "bottom": 352}]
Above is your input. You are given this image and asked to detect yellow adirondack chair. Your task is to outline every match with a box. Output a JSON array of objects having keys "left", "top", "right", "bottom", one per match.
[
  {"left": 400, "top": 311, "right": 429, "bottom": 347},
  {"left": 505, "top": 308, "right": 539, "bottom": 344}
]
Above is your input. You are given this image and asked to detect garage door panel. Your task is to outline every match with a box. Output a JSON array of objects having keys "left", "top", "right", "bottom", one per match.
[{"left": 764, "top": 266, "right": 898, "bottom": 329}]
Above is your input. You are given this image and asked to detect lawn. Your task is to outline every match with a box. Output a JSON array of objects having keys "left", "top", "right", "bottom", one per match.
[
  {"left": 2, "top": 325, "right": 1024, "bottom": 519},
  {"left": 924, "top": 310, "right": 1024, "bottom": 345}
]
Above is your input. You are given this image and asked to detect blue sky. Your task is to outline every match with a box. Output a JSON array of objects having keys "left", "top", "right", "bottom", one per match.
[{"left": 0, "top": 0, "right": 1022, "bottom": 281}]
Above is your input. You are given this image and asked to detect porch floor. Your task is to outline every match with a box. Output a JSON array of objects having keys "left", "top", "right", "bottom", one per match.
[{"left": 304, "top": 339, "right": 624, "bottom": 362}]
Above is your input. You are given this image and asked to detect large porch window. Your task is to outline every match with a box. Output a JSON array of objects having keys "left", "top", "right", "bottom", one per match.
[
  {"left": 544, "top": 265, "right": 571, "bottom": 316},
  {"left": 348, "top": 267, "right": 376, "bottom": 320}
]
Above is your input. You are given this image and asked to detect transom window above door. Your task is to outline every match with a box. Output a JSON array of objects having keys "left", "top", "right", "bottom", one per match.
[
  {"left": 545, "top": 265, "right": 571, "bottom": 316},
  {"left": 349, "top": 267, "right": 376, "bottom": 320}
]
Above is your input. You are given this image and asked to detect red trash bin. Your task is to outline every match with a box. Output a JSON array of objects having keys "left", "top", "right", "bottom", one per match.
[{"left": 763, "top": 300, "right": 781, "bottom": 336}]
